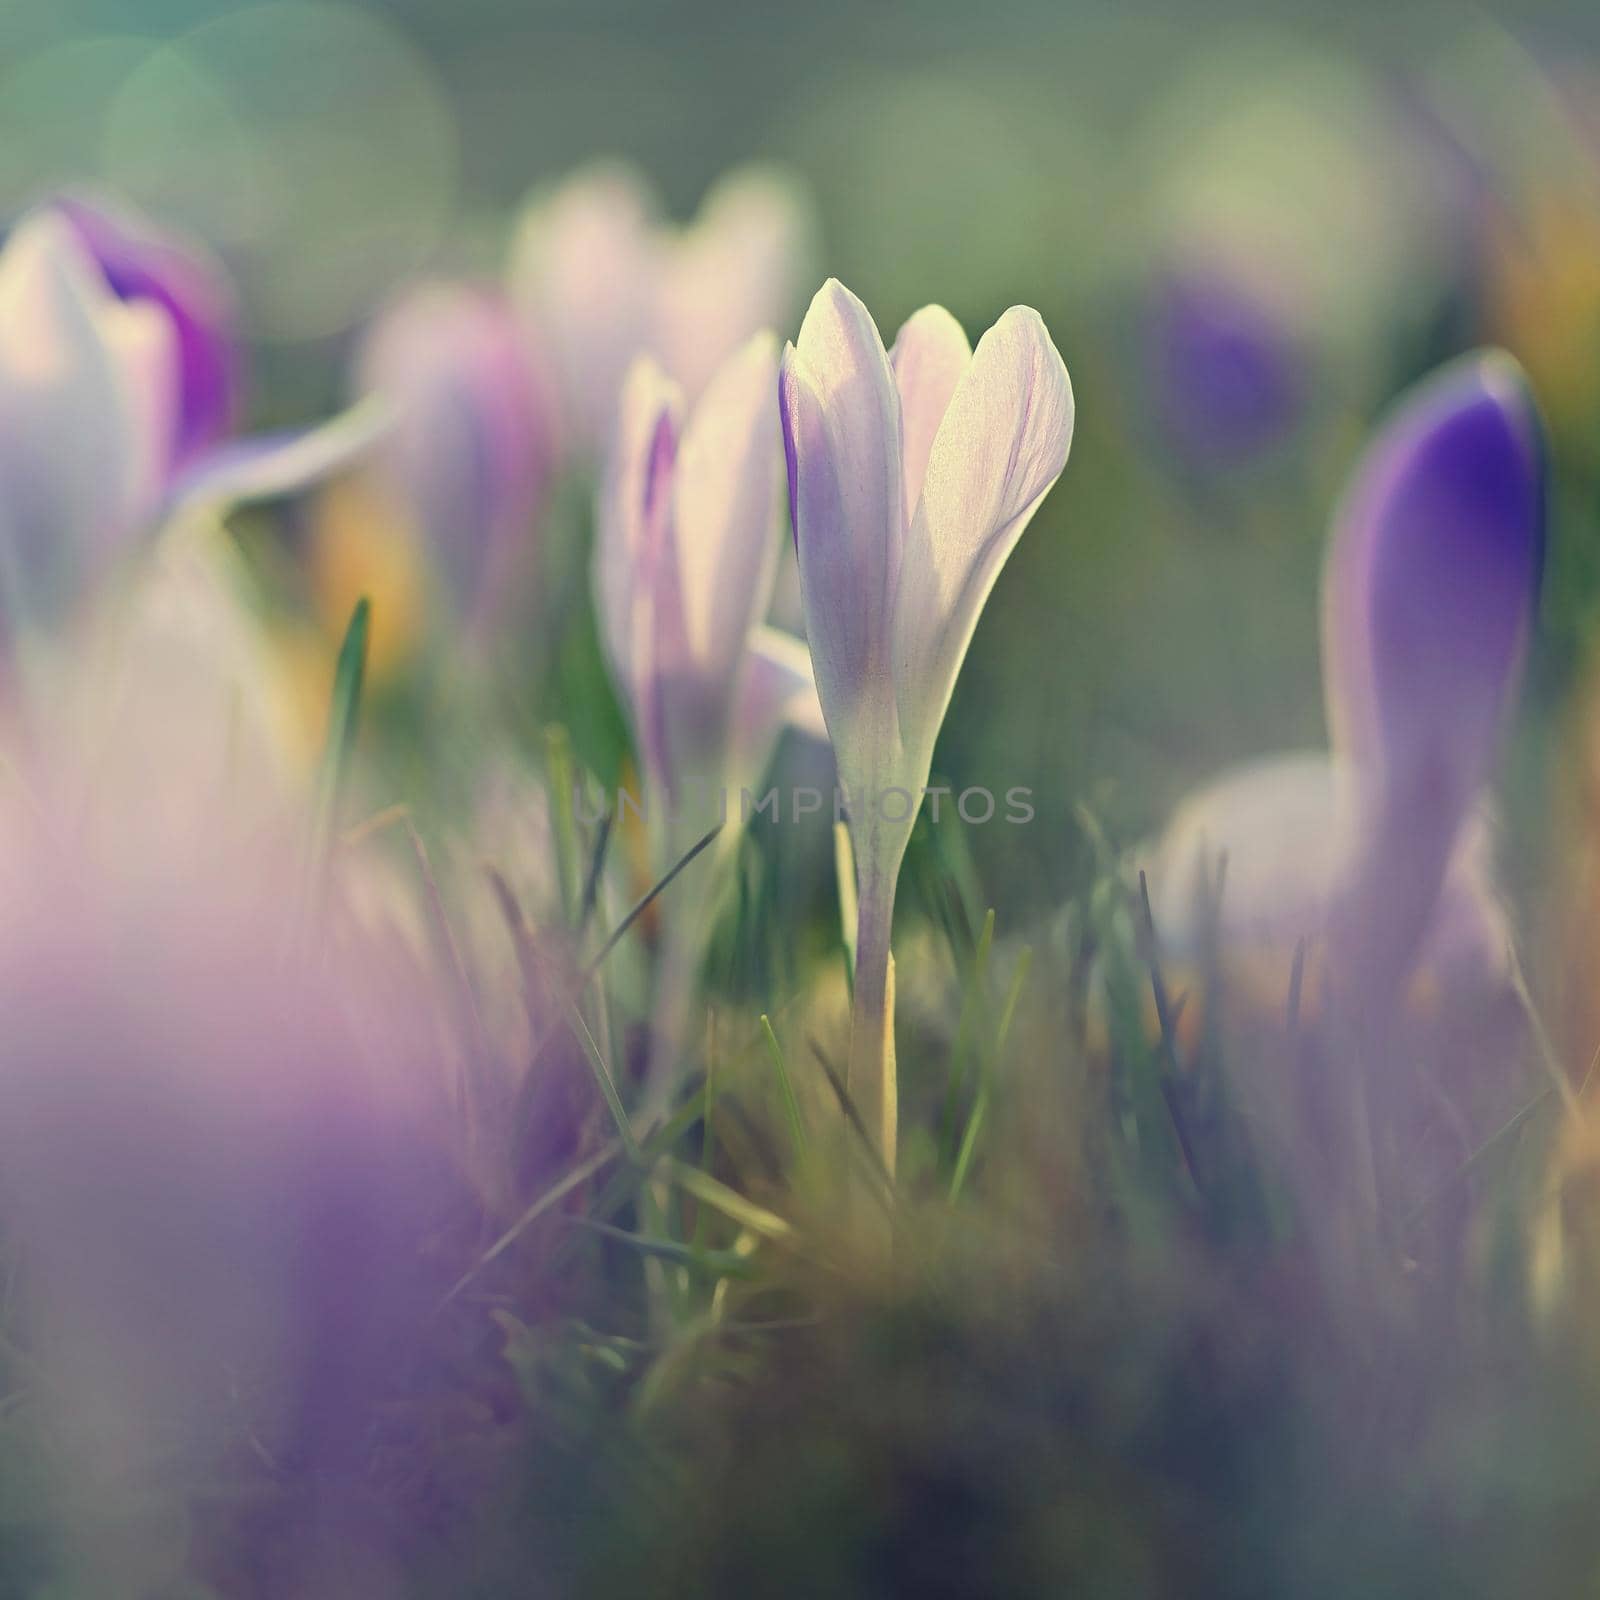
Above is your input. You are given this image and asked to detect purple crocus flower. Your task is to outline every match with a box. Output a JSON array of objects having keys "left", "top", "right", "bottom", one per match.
[
  {"left": 0, "top": 202, "right": 387, "bottom": 651},
  {"left": 1145, "top": 261, "right": 1305, "bottom": 460},
  {"left": 55, "top": 190, "right": 243, "bottom": 475},
  {"left": 356, "top": 280, "right": 556, "bottom": 629},
  {"left": 1148, "top": 352, "right": 1543, "bottom": 1002},
  {"left": 780, "top": 279, "right": 1075, "bottom": 1171}
]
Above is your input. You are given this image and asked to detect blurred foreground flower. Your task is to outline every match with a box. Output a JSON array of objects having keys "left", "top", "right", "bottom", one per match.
[
  {"left": 0, "top": 505, "right": 459, "bottom": 1592},
  {"left": 598, "top": 334, "right": 823, "bottom": 1094},
  {"left": 57, "top": 190, "right": 243, "bottom": 474},
  {"left": 0, "top": 199, "right": 386, "bottom": 663},
  {"left": 510, "top": 162, "right": 814, "bottom": 450},
  {"left": 0, "top": 821, "right": 457, "bottom": 1595},
  {"left": 781, "top": 279, "right": 1074, "bottom": 1172},
  {"left": 355, "top": 280, "right": 556, "bottom": 633},
  {"left": 1148, "top": 351, "right": 1543, "bottom": 1014},
  {"left": 0, "top": 210, "right": 173, "bottom": 632}
]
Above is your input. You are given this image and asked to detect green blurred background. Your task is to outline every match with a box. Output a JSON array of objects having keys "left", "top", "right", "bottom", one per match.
[{"left": 6, "top": 0, "right": 1599, "bottom": 914}]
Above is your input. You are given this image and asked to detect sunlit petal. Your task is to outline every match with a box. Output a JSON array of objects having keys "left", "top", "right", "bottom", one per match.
[
  {"left": 781, "top": 280, "right": 904, "bottom": 776},
  {"left": 0, "top": 212, "right": 175, "bottom": 626},
  {"left": 892, "top": 306, "right": 1073, "bottom": 776},
  {"left": 890, "top": 305, "right": 970, "bottom": 514},
  {"left": 671, "top": 331, "right": 782, "bottom": 692}
]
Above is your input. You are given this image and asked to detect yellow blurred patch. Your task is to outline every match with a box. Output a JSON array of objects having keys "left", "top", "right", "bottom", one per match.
[
  {"left": 268, "top": 619, "right": 342, "bottom": 772},
  {"left": 308, "top": 474, "right": 431, "bottom": 684},
  {"left": 1487, "top": 196, "right": 1600, "bottom": 435},
  {"left": 1531, "top": 1107, "right": 1600, "bottom": 1331}
]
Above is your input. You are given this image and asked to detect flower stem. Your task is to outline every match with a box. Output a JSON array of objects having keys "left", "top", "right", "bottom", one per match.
[{"left": 849, "top": 880, "right": 898, "bottom": 1178}]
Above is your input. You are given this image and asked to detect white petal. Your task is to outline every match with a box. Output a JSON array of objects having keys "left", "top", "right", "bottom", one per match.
[
  {"left": 0, "top": 212, "right": 175, "bottom": 621},
  {"left": 657, "top": 167, "right": 815, "bottom": 404},
  {"left": 173, "top": 398, "right": 392, "bottom": 511},
  {"left": 670, "top": 332, "right": 781, "bottom": 692},
  {"left": 891, "top": 306, "right": 1073, "bottom": 783},
  {"left": 508, "top": 163, "right": 660, "bottom": 447},
  {"left": 780, "top": 280, "right": 904, "bottom": 784},
  {"left": 890, "top": 305, "right": 971, "bottom": 515},
  {"left": 1143, "top": 752, "right": 1349, "bottom": 961},
  {"left": 728, "top": 626, "right": 826, "bottom": 795}
]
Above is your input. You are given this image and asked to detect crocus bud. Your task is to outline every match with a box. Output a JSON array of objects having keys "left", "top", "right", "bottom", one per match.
[
  {"left": 597, "top": 334, "right": 822, "bottom": 827},
  {"left": 780, "top": 279, "right": 1074, "bottom": 1169},
  {"left": 0, "top": 211, "right": 174, "bottom": 632},
  {"left": 356, "top": 280, "right": 554, "bottom": 628},
  {"left": 1324, "top": 352, "right": 1542, "bottom": 986},
  {"left": 597, "top": 336, "right": 823, "bottom": 1102},
  {"left": 510, "top": 162, "right": 813, "bottom": 450},
  {"left": 1147, "top": 351, "right": 1543, "bottom": 1009},
  {"left": 55, "top": 191, "right": 243, "bottom": 474},
  {"left": 780, "top": 280, "right": 1074, "bottom": 911}
]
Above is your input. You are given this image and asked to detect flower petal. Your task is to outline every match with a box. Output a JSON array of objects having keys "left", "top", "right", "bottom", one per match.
[
  {"left": 508, "top": 162, "right": 660, "bottom": 448},
  {"left": 1145, "top": 750, "right": 1511, "bottom": 996},
  {"left": 56, "top": 191, "right": 243, "bottom": 474},
  {"left": 670, "top": 332, "right": 782, "bottom": 693},
  {"left": 728, "top": 625, "right": 826, "bottom": 796},
  {"left": 172, "top": 397, "right": 391, "bottom": 511},
  {"left": 594, "top": 357, "right": 683, "bottom": 784},
  {"left": 658, "top": 167, "right": 815, "bottom": 405},
  {"left": 780, "top": 280, "right": 904, "bottom": 778},
  {"left": 1321, "top": 351, "right": 1541, "bottom": 990},
  {"left": 890, "top": 305, "right": 971, "bottom": 514},
  {"left": 1323, "top": 350, "right": 1542, "bottom": 810},
  {"left": 1145, "top": 752, "right": 1351, "bottom": 962},
  {"left": 891, "top": 306, "right": 1073, "bottom": 779},
  {"left": 0, "top": 212, "right": 175, "bottom": 626}
]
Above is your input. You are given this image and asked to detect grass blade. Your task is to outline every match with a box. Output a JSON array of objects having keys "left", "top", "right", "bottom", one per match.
[
  {"left": 950, "top": 947, "right": 1032, "bottom": 1203},
  {"left": 558, "top": 989, "right": 640, "bottom": 1162},
  {"left": 296, "top": 596, "right": 369, "bottom": 937},
  {"left": 583, "top": 824, "right": 721, "bottom": 978},
  {"left": 760, "top": 1014, "right": 808, "bottom": 1159},
  {"left": 656, "top": 1157, "right": 795, "bottom": 1243}
]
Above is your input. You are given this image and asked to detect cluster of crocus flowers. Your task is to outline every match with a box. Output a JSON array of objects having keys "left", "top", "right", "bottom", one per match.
[
  {"left": 780, "top": 280, "right": 1075, "bottom": 1173},
  {"left": 596, "top": 332, "right": 824, "bottom": 1093},
  {"left": 1147, "top": 351, "right": 1544, "bottom": 1014}
]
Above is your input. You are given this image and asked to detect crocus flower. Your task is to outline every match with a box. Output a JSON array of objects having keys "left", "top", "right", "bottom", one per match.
[
  {"left": 780, "top": 279, "right": 1075, "bottom": 1171},
  {"left": 0, "top": 210, "right": 173, "bottom": 632},
  {"left": 510, "top": 162, "right": 814, "bottom": 450},
  {"left": 55, "top": 190, "right": 243, "bottom": 474},
  {"left": 1147, "top": 351, "right": 1543, "bottom": 1007},
  {"left": 1145, "top": 260, "right": 1304, "bottom": 461},
  {"left": 355, "top": 280, "right": 556, "bottom": 630},
  {"left": 596, "top": 334, "right": 824, "bottom": 1091},
  {"left": 0, "top": 203, "right": 386, "bottom": 662}
]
